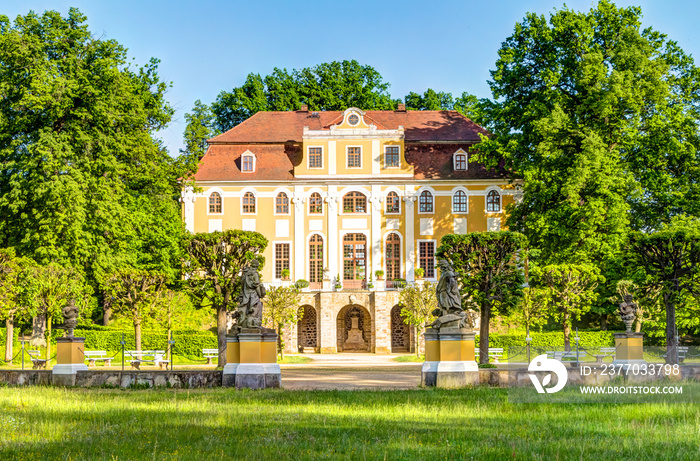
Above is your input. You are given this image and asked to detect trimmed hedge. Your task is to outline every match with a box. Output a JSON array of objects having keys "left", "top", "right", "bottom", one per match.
[
  {"left": 73, "top": 329, "right": 217, "bottom": 357},
  {"left": 476, "top": 331, "right": 619, "bottom": 350}
]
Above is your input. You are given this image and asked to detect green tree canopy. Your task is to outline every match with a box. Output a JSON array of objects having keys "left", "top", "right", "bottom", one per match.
[
  {"left": 262, "top": 285, "right": 301, "bottom": 359},
  {"left": 0, "top": 9, "right": 185, "bottom": 301},
  {"left": 183, "top": 229, "right": 267, "bottom": 366},
  {"left": 438, "top": 232, "right": 526, "bottom": 364},
  {"left": 628, "top": 217, "right": 700, "bottom": 362},
  {"left": 478, "top": 0, "right": 700, "bottom": 264},
  {"left": 399, "top": 281, "right": 437, "bottom": 358},
  {"left": 210, "top": 60, "right": 398, "bottom": 132}
]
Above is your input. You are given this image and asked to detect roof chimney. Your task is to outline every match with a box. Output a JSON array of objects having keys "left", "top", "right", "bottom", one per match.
[
  {"left": 396, "top": 103, "right": 406, "bottom": 112},
  {"left": 299, "top": 104, "right": 308, "bottom": 112}
]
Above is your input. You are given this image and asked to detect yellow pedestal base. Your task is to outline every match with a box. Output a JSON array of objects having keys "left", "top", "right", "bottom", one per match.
[
  {"left": 422, "top": 328, "right": 478, "bottom": 388},
  {"left": 613, "top": 333, "right": 645, "bottom": 366},
  {"left": 223, "top": 330, "right": 280, "bottom": 389}
]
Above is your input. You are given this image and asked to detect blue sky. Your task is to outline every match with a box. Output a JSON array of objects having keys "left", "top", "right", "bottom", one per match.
[{"left": 3, "top": 1, "right": 699, "bottom": 155}]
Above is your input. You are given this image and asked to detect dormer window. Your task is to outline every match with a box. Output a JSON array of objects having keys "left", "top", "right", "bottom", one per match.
[
  {"left": 242, "top": 152, "right": 256, "bottom": 172},
  {"left": 453, "top": 150, "right": 468, "bottom": 171}
]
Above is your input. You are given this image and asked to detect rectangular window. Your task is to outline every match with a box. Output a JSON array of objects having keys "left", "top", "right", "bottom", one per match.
[
  {"left": 242, "top": 156, "right": 254, "bottom": 172},
  {"left": 347, "top": 147, "right": 361, "bottom": 168},
  {"left": 385, "top": 146, "right": 400, "bottom": 168},
  {"left": 308, "top": 147, "right": 323, "bottom": 168},
  {"left": 419, "top": 241, "right": 435, "bottom": 279},
  {"left": 275, "top": 243, "right": 290, "bottom": 279}
]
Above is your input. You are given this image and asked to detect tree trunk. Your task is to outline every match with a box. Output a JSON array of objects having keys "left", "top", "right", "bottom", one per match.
[
  {"left": 277, "top": 324, "right": 284, "bottom": 361},
  {"left": 134, "top": 319, "right": 142, "bottom": 351},
  {"left": 665, "top": 292, "right": 677, "bottom": 364},
  {"left": 600, "top": 314, "right": 607, "bottom": 331},
  {"left": 479, "top": 303, "right": 490, "bottom": 365},
  {"left": 635, "top": 312, "right": 642, "bottom": 333},
  {"left": 46, "top": 317, "right": 52, "bottom": 362},
  {"left": 103, "top": 292, "right": 112, "bottom": 326},
  {"left": 217, "top": 306, "right": 227, "bottom": 367},
  {"left": 5, "top": 316, "right": 13, "bottom": 362},
  {"left": 563, "top": 311, "right": 571, "bottom": 352}
]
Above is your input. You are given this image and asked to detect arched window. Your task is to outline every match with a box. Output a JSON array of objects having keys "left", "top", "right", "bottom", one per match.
[
  {"left": 454, "top": 152, "right": 467, "bottom": 171},
  {"left": 309, "top": 193, "right": 323, "bottom": 214},
  {"left": 208, "top": 192, "right": 222, "bottom": 213},
  {"left": 453, "top": 190, "right": 467, "bottom": 213},
  {"left": 486, "top": 190, "right": 501, "bottom": 212},
  {"left": 275, "top": 192, "right": 289, "bottom": 214},
  {"left": 419, "top": 191, "right": 433, "bottom": 213},
  {"left": 309, "top": 234, "right": 324, "bottom": 284},
  {"left": 242, "top": 192, "right": 256, "bottom": 214},
  {"left": 343, "top": 192, "right": 366, "bottom": 213},
  {"left": 385, "top": 233, "right": 401, "bottom": 281},
  {"left": 385, "top": 191, "right": 400, "bottom": 214}
]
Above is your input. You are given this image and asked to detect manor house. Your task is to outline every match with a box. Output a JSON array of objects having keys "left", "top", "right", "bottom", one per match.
[{"left": 182, "top": 105, "right": 514, "bottom": 354}]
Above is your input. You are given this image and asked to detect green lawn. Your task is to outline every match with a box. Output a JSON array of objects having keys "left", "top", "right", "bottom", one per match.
[{"left": 0, "top": 386, "right": 698, "bottom": 460}]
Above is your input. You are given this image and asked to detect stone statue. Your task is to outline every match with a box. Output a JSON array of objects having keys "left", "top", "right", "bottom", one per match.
[
  {"left": 618, "top": 294, "right": 638, "bottom": 333},
  {"left": 231, "top": 260, "right": 266, "bottom": 331},
  {"left": 62, "top": 299, "right": 79, "bottom": 338},
  {"left": 428, "top": 259, "right": 473, "bottom": 330}
]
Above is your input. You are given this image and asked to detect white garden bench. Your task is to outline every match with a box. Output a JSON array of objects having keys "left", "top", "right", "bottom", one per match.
[
  {"left": 125, "top": 350, "right": 169, "bottom": 370},
  {"left": 84, "top": 350, "right": 112, "bottom": 367},
  {"left": 202, "top": 348, "right": 218, "bottom": 365},
  {"left": 27, "top": 350, "right": 47, "bottom": 369},
  {"left": 475, "top": 348, "right": 504, "bottom": 363},
  {"left": 547, "top": 350, "right": 587, "bottom": 364}
]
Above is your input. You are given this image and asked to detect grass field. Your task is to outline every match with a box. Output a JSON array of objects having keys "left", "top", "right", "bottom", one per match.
[{"left": 0, "top": 386, "right": 698, "bottom": 460}]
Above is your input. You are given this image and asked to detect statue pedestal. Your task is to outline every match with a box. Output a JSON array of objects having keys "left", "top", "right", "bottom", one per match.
[
  {"left": 612, "top": 332, "right": 645, "bottom": 367},
  {"left": 52, "top": 337, "right": 88, "bottom": 386},
  {"left": 344, "top": 316, "right": 366, "bottom": 351},
  {"left": 225, "top": 329, "right": 280, "bottom": 389},
  {"left": 422, "top": 327, "right": 478, "bottom": 388}
]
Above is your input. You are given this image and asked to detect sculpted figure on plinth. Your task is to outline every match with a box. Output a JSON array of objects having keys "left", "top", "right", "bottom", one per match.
[
  {"left": 62, "top": 299, "right": 79, "bottom": 338},
  {"left": 230, "top": 260, "right": 266, "bottom": 332},
  {"left": 429, "top": 259, "right": 475, "bottom": 330},
  {"left": 618, "top": 294, "right": 638, "bottom": 333}
]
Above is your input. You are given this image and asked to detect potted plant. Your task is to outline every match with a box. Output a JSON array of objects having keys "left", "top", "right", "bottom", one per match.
[
  {"left": 295, "top": 279, "right": 310, "bottom": 289},
  {"left": 394, "top": 278, "right": 407, "bottom": 289},
  {"left": 334, "top": 274, "right": 342, "bottom": 290},
  {"left": 367, "top": 276, "right": 374, "bottom": 290},
  {"left": 375, "top": 270, "right": 384, "bottom": 280},
  {"left": 281, "top": 269, "right": 290, "bottom": 280},
  {"left": 415, "top": 268, "right": 425, "bottom": 279}
]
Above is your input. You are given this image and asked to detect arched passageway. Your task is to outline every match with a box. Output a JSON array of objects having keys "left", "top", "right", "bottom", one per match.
[
  {"left": 336, "top": 305, "right": 372, "bottom": 352},
  {"left": 390, "top": 305, "right": 411, "bottom": 353},
  {"left": 297, "top": 305, "right": 318, "bottom": 352}
]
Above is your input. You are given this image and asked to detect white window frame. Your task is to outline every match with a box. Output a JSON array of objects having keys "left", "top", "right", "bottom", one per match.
[
  {"left": 339, "top": 187, "right": 371, "bottom": 216},
  {"left": 384, "top": 145, "right": 401, "bottom": 169},
  {"left": 240, "top": 188, "right": 258, "bottom": 216},
  {"left": 273, "top": 241, "right": 293, "bottom": 281},
  {"left": 307, "top": 146, "right": 324, "bottom": 169},
  {"left": 274, "top": 191, "right": 291, "bottom": 216},
  {"left": 417, "top": 187, "right": 436, "bottom": 215},
  {"left": 383, "top": 231, "right": 403, "bottom": 280},
  {"left": 346, "top": 145, "right": 363, "bottom": 169},
  {"left": 453, "top": 149, "right": 468, "bottom": 171},
  {"left": 384, "top": 189, "right": 402, "bottom": 215},
  {"left": 417, "top": 239, "right": 438, "bottom": 281},
  {"left": 485, "top": 186, "right": 503, "bottom": 214},
  {"left": 241, "top": 151, "right": 256, "bottom": 173},
  {"left": 307, "top": 190, "right": 325, "bottom": 216},
  {"left": 451, "top": 187, "right": 469, "bottom": 214},
  {"left": 206, "top": 188, "right": 225, "bottom": 216}
]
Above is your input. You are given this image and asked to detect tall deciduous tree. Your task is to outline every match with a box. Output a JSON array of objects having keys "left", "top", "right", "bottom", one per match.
[
  {"left": 262, "top": 285, "right": 301, "bottom": 359},
  {"left": 0, "top": 249, "right": 26, "bottom": 361},
  {"left": 399, "top": 281, "right": 437, "bottom": 357},
  {"left": 404, "top": 89, "right": 454, "bottom": 110},
  {"left": 438, "top": 232, "right": 526, "bottom": 364},
  {"left": 184, "top": 230, "right": 267, "bottom": 366},
  {"left": 533, "top": 264, "right": 602, "bottom": 351},
  {"left": 478, "top": 1, "right": 700, "bottom": 263},
  {"left": 629, "top": 217, "right": 700, "bottom": 363},
  {"left": 210, "top": 60, "right": 397, "bottom": 132},
  {"left": 0, "top": 9, "right": 184, "bottom": 310},
  {"left": 105, "top": 269, "right": 168, "bottom": 351},
  {"left": 22, "top": 263, "right": 92, "bottom": 361}
]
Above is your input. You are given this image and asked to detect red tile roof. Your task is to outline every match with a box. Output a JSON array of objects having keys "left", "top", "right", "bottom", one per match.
[
  {"left": 194, "top": 144, "right": 299, "bottom": 182},
  {"left": 207, "top": 110, "right": 488, "bottom": 144}
]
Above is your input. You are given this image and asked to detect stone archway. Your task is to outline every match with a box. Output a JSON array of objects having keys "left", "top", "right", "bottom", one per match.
[
  {"left": 390, "top": 305, "right": 411, "bottom": 353},
  {"left": 297, "top": 305, "right": 317, "bottom": 352},
  {"left": 336, "top": 305, "right": 372, "bottom": 352}
]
